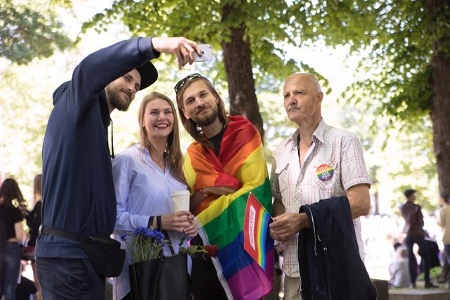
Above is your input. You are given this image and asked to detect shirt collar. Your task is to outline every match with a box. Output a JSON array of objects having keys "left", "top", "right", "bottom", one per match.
[
  {"left": 313, "top": 118, "right": 327, "bottom": 144},
  {"left": 287, "top": 118, "right": 327, "bottom": 149}
]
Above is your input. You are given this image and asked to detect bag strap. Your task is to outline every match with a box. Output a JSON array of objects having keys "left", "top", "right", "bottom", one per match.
[
  {"left": 162, "top": 230, "right": 176, "bottom": 255},
  {"left": 40, "top": 226, "right": 82, "bottom": 242}
]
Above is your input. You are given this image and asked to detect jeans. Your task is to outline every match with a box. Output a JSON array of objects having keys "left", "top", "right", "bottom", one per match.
[
  {"left": 36, "top": 257, "right": 105, "bottom": 300},
  {"left": 3, "top": 242, "right": 22, "bottom": 300},
  {"left": 404, "top": 236, "right": 431, "bottom": 284}
]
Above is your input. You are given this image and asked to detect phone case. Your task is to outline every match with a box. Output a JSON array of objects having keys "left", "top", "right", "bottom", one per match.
[{"left": 195, "top": 44, "right": 213, "bottom": 62}]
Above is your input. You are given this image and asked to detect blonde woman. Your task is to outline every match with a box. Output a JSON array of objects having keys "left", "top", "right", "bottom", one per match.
[{"left": 112, "top": 92, "right": 198, "bottom": 300}]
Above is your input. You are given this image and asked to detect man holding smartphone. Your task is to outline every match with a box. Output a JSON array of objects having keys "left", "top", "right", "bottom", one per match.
[{"left": 36, "top": 36, "right": 203, "bottom": 300}]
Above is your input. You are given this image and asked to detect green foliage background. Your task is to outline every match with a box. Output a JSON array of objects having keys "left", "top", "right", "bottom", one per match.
[{"left": 1, "top": 0, "right": 446, "bottom": 214}]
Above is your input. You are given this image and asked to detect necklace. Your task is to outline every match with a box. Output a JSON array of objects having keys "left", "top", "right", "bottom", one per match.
[
  {"left": 143, "top": 141, "right": 166, "bottom": 171},
  {"left": 150, "top": 152, "right": 165, "bottom": 171},
  {"left": 154, "top": 158, "right": 165, "bottom": 170}
]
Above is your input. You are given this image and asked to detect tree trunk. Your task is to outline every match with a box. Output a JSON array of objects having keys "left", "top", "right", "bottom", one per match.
[
  {"left": 427, "top": 0, "right": 450, "bottom": 194},
  {"left": 373, "top": 190, "right": 379, "bottom": 215},
  {"left": 221, "top": 3, "right": 265, "bottom": 143}
]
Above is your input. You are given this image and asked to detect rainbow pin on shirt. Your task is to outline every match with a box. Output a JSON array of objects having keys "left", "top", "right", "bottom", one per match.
[{"left": 316, "top": 164, "right": 334, "bottom": 181}]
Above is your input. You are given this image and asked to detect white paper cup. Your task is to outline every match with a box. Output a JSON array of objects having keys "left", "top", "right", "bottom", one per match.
[{"left": 171, "top": 190, "right": 190, "bottom": 212}]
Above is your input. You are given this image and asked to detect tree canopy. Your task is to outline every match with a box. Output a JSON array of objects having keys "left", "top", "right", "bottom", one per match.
[
  {"left": 0, "top": 0, "right": 72, "bottom": 65},
  {"left": 81, "top": 0, "right": 331, "bottom": 141},
  {"left": 82, "top": 0, "right": 449, "bottom": 203},
  {"left": 296, "top": 0, "right": 450, "bottom": 194},
  {"left": 1, "top": 0, "right": 448, "bottom": 211}
]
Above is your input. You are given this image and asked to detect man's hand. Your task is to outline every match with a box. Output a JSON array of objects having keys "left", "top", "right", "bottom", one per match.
[
  {"left": 202, "top": 186, "right": 237, "bottom": 196},
  {"left": 151, "top": 37, "right": 202, "bottom": 69},
  {"left": 269, "top": 212, "right": 309, "bottom": 242},
  {"left": 190, "top": 186, "right": 237, "bottom": 211}
]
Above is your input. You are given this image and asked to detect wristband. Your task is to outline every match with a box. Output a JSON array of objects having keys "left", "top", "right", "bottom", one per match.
[
  {"left": 156, "top": 215, "right": 162, "bottom": 231},
  {"left": 148, "top": 216, "right": 155, "bottom": 229}
]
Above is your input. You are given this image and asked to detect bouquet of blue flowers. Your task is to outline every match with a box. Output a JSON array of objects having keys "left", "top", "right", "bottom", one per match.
[
  {"left": 123, "top": 226, "right": 215, "bottom": 262},
  {"left": 123, "top": 227, "right": 167, "bottom": 264}
]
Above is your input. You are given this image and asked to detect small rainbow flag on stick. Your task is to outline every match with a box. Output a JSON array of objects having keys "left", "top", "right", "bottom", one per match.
[{"left": 244, "top": 192, "right": 272, "bottom": 270}]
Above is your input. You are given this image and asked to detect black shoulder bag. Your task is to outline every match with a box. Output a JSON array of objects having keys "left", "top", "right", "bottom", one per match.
[
  {"left": 41, "top": 226, "right": 125, "bottom": 277},
  {"left": 129, "top": 231, "right": 193, "bottom": 300}
]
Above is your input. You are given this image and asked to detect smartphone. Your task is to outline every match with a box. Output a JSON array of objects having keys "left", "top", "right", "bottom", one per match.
[{"left": 194, "top": 44, "right": 213, "bottom": 62}]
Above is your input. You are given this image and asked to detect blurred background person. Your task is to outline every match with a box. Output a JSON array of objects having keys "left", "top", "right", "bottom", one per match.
[
  {"left": 438, "top": 192, "right": 450, "bottom": 288},
  {"left": 15, "top": 261, "right": 38, "bottom": 300},
  {"left": 0, "top": 178, "right": 26, "bottom": 300},
  {"left": 388, "top": 244, "right": 410, "bottom": 288},
  {"left": 400, "top": 189, "right": 438, "bottom": 288},
  {"left": 22, "top": 174, "right": 43, "bottom": 300}
]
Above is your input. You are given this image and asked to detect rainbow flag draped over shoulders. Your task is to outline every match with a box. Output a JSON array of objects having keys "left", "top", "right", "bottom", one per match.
[{"left": 184, "top": 116, "right": 274, "bottom": 300}]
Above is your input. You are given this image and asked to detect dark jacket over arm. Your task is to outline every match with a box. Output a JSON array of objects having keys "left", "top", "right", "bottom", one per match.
[{"left": 298, "top": 196, "right": 377, "bottom": 300}]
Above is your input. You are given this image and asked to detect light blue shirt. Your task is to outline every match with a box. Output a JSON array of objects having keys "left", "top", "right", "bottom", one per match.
[{"left": 111, "top": 144, "right": 189, "bottom": 299}]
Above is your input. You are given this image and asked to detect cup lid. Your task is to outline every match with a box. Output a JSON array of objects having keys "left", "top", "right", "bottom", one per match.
[{"left": 171, "top": 190, "right": 190, "bottom": 196}]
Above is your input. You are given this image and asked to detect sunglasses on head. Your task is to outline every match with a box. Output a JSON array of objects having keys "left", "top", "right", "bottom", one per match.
[{"left": 174, "top": 73, "right": 203, "bottom": 94}]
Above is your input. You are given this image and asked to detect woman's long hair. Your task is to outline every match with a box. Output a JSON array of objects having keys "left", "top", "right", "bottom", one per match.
[
  {"left": 138, "top": 92, "right": 186, "bottom": 184},
  {"left": 33, "top": 174, "right": 42, "bottom": 201},
  {"left": 0, "top": 178, "right": 26, "bottom": 208}
]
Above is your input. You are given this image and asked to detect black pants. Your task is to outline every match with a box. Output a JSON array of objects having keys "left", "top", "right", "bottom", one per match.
[
  {"left": 190, "top": 235, "right": 228, "bottom": 300},
  {"left": 122, "top": 292, "right": 131, "bottom": 300},
  {"left": 404, "top": 236, "right": 431, "bottom": 284}
]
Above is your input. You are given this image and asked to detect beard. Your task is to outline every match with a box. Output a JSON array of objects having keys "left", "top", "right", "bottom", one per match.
[
  {"left": 193, "top": 107, "right": 218, "bottom": 127},
  {"left": 107, "top": 88, "right": 132, "bottom": 112}
]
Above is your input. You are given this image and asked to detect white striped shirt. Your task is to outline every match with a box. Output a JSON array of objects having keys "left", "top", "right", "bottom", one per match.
[{"left": 270, "top": 119, "right": 371, "bottom": 277}]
